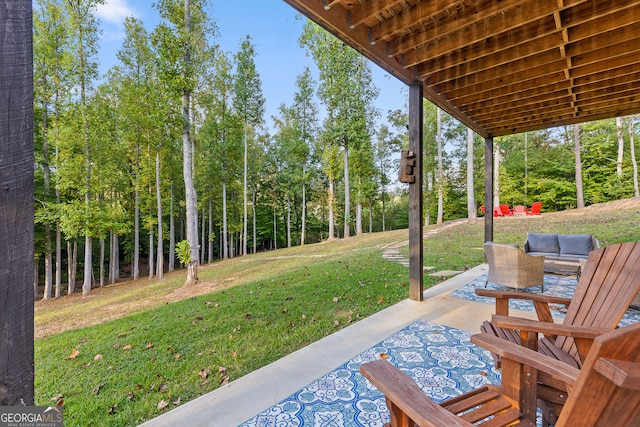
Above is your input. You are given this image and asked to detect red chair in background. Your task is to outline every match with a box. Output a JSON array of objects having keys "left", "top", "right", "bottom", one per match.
[
  {"left": 527, "top": 201, "right": 542, "bottom": 215},
  {"left": 513, "top": 205, "right": 526, "bottom": 216},
  {"left": 499, "top": 204, "right": 513, "bottom": 216}
]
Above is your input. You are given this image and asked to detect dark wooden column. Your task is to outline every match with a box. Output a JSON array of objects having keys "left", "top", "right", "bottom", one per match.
[
  {"left": 484, "top": 136, "right": 494, "bottom": 243},
  {"left": 408, "top": 82, "right": 424, "bottom": 301},
  {"left": 0, "top": 0, "right": 35, "bottom": 405}
]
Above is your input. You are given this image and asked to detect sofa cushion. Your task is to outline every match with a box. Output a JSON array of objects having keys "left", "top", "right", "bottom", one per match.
[
  {"left": 526, "top": 233, "right": 560, "bottom": 254},
  {"left": 558, "top": 233, "right": 593, "bottom": 256}
]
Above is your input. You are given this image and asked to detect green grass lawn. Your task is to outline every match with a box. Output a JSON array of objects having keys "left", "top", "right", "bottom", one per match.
[{"left": 34, "top": 200, "right": 640, "bottom": 426}]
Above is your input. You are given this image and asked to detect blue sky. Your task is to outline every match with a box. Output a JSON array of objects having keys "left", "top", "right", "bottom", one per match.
[{"left": 95, "top": 0, "right": 408, "bottom": 132}]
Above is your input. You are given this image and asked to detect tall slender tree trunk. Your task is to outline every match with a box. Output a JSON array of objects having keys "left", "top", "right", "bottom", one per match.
[
  {"left": 273, "top": 206, "right": 277, "bottom": 250},
  {"left": 287, "top": 194, "right": 292, "bottom": 248},
  {"left": 148, "top": 226, "right": 154, "bottom": 279},
  {"left": 301, "top": 175, "right": 306, "bottom": 245},
  {"left": 616, "top": 116, "right": 624, "bottom": 177},
  {"left": 200, "top": 205, "right": 206, "bottom": 264},
  {"left": 436, "top": 108, "right": 444, "bottom": 225},
  {"left": 42, "top": 105, "right": 53, "bottom": 299},
  {"left": 33, "top": 259, "right": 39, "bottom": 300},
  {"left": 208, "top": 199, "right": 213, "bottom": 263},
  {"left": 493, "top": 148, "right": 501, "bottom": 208},
  {"left": 243, "top": 124, "right": 248, "bottom": 256},
  {"left": 99, "top": 237, "right": 105, "bottom": 287},
  {"left": 67, "top": 240, "right": 76, "bottom": 295},
  {"left": 156, "top": 153, "right": 163, "bottom": 279},
  {"left": 133, "top": 186, "right": 140, "bottom": 280},
  {"left": 252, "top": 188, "right": 257, "bottom": 253},
  {"left": 466, "top": 127, "right": 477, "bottom": 222},
  {"left": 574, "top": 124, "right": 585, "bottom": 208},
  {"left": 328, "top": 179, "right": 336, "bottom": 240},
  {"left": 223, "top": 180, "right": 228, "bottom": 259},
  {"left": 55, "top": 223, "right": 61, "bottom": 297},
  {"left": 356, "top": 202, "right": 363, "bottom": 235},
  {"left": 169, "top": 183, "right": 175, "bottom": 272},
  {"left": 8, "top": 46, "right": 37, "bottom": 412},
  {"left": 182, "top": 0, "right": 199, "bottom": 285},
  {"left": 629, "top": 118, "right": 639, "bottom": 198},
  {"left": 343, "top": 145, "right": 351, "bottom": 238}
]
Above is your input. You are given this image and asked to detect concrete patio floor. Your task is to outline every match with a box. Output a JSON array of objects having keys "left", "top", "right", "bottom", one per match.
[{"left": 139, "top": 263, "right": 539, "bottom": 427}]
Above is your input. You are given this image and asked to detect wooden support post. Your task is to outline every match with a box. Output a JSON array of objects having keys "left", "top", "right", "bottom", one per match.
[
  {"left": 408, "top": 82, "right": 423, "bottom": 301},
  {"left": 0, "top": 0, "right": 35, "bottom": 405},
  {"left": 484, "top": 136, "right": 494, "bottom": 244}
]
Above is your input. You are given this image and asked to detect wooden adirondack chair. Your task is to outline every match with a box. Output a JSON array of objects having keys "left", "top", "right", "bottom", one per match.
[
  {"left": 499, "top": 204, "right": 513, "bottom": 216},
  {"left": 475, "top": 241, "right": 640, "bottom": 424},
  {"left": 360, "top": 322, "right": 640, "bottom": 427},
  {"left": 526, "top": 201, "right": 542, "bottom": 215}
]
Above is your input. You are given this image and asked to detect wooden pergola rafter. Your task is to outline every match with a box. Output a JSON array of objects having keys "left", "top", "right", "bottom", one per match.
[{"left": 284, "top": 0, "right": 640, "bottom": 300}]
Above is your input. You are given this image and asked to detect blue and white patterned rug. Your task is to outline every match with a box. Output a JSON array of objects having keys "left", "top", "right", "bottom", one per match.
[
  {"left": 449, "top": 273, "right": 640, "bottom": 327},
  {"left": 239, "top": 320, "right": 501, "bottom": 427}
]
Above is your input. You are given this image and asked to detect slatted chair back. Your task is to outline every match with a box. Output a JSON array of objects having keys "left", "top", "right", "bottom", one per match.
[
  {"left": 556, "top": 322, "right": 640, "bottom": 427},
  {"left": 555, "top": 241, "right": 640, "bottom": 366}
]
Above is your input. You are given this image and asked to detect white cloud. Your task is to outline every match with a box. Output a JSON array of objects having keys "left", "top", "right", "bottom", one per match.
[{"left": 95, "top": 0, "right": 138, "bottom": 25}]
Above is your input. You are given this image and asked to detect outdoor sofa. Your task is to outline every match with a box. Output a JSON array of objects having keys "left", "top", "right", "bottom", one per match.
[{"left": 523, "top": 232, "right": 600, "bottom": 275}]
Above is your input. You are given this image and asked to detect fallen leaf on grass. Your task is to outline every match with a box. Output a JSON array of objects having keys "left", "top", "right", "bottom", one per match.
[
  {"left": 108, "top": 403, "right": 118, "bottom": 415},
  {"left": 93, "top": 354, "right": 103, "bottom": 361},
  {"left": 157, "top": 400, "right": 168, "bottom": 410},
  {"left": 92, "top": 383, "right": 104, "bottom": 395},
  {"left": 122, "top": 344, "right": 132, "bottom": 351},
  {"left": 198, "top": 369, "right": 210, "bottom": 379},
  {"left": 173, "top": 397, "right": 181, "bottom": 405},
  {"left": 68, "top": 349, "right": 80, "bottom": 359},
  {"left": 332, "top": 296, "right": 339, "bottom": 303},
  {"left": 173, "top": 353, "right": 181, "bottom": 361},
  {"left": 218, "top": 366, "right": 229, "bottom": 386},
  {"left": 50, "top": 394, "right": 64, "bottom": 406},
  {"left": 146, "top": 343, "right": 154, "bottom": 349}
]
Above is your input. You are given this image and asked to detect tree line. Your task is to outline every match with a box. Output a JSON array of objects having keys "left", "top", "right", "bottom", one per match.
[{"left": 33, "top": 0, "right": 640, "bottom": 300}]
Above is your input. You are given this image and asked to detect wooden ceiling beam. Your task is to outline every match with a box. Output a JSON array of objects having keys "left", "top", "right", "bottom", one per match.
[
  {"left": 462, "top": 82, "right": 570, "bottom": 114},
  {"left": 416, "top": 32, "right": 562, "bottom": 82},
  {"left": 464, "top": 88, "right": 570, "bottom": 118},
  {"left": 441, "top": 59, "right": 566, "bottom": 100},
  {"left": 451, "top": 71, "right": 568, "bottom": 106},
  {"left": 369, "top": 0, "right": 470, "bottom": 44},
  {"left": 416, "top": 0, "right": 637, "bottom": 75},
  {"left": 388, "top": 0, "right": 527, "bottom": 54},
  {"left": 398, "top": 0, "right": 588, "bottom": 67},
  {"left": 347, "top": 0, "right": 401, "bottom": 28}
]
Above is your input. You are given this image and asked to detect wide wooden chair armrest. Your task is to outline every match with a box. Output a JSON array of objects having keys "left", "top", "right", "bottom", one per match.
[
  {"left": 476, "top": 288, "right": 571, "bottom": 319},
  {"left": 594, "top": 359, "right": 640, "bottom": 390},
  {"left": 476, "top": 289, "right": 572, "bottom": 306},
  {"left": 471, "top": 333, "right": 580, "bottom": 387},
  {"left": 492, "top": 315, "right": 610, "bottom": 338},
  {"left": 360, "top": 359, "right": 470, "bottom": 427},
  {"left": 492, "top": 315, "right": 610, "bottom": 362}
]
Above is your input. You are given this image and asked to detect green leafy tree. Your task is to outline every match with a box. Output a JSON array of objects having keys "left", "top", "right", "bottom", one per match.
[
  {"left": 233, "top": 35, "right": 265, "bottom": 255},
  {"left": 300, "top": 22, "right": 378, "bottom": 238},
  {"left": 153, "top": 0, "right": 217, "bottom": 285}
]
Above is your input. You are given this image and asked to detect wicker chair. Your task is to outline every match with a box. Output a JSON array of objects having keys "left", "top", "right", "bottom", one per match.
[{"left": 484, "top": 243, "right": 545, "bottom": 291}]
